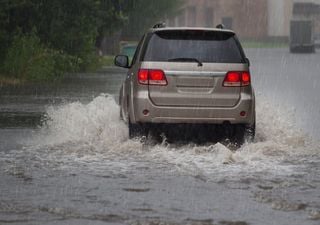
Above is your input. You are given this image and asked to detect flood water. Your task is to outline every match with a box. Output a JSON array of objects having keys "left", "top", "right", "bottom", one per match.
[{"left": 0, "top": 48, "right": 320, "bottom": 225}]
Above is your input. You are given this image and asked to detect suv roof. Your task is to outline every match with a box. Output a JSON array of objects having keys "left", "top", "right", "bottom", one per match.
[{"left": 149, "top": 26, "right": 235, "bottom": 34}]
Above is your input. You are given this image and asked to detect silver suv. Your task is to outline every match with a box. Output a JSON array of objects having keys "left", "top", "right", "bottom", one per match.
[{"left": 115, "top": 24, "right": 255, "bottom": 144}]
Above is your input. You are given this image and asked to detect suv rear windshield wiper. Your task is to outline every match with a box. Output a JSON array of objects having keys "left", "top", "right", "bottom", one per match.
[{"left": 168, "top": 58, "right": 203, "bottom": 67}]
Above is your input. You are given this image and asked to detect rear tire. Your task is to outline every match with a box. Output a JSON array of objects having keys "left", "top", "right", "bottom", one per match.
[
  {"left": 234, "top": 123, "right": 255, "bottom": 146},
  {"left": 120, "top": 105, "right": 126, "bottom": 121},
  {"left": 119, "top": 107, "right": 123, "bottom": 120},
  {"left": 129, "top": 122, "right": 148, "bottom": 139},
  {"left": 244, "top": 122, "right": 255, "bottom": 143}
]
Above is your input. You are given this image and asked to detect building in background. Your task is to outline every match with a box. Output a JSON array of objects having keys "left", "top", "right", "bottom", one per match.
[
  {"left": 166, "top": 0, "right": 320, "bottom": 41},
  {"left": 267, "top": 0, "right": 293, "bottom": 39},
  {"left": 166, "top": 0, "right": 268, "bottom": 40}
]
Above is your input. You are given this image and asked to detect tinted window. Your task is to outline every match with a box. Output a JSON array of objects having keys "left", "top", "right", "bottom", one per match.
[
  {"left": 131, "top": 35, "right": 144, "bottom": 66},
  {"left": 143, "top": 30, "right": 244, "bottom": 63}
]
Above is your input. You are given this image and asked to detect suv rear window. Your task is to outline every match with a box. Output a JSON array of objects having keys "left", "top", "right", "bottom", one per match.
[{"left": 143, "top": 30, "right": 244, "bottom": 63}]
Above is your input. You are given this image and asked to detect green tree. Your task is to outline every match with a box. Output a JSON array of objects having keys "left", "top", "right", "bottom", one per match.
[
  {"left": 0, "top": 0, "right": 183, "bottom": 79},
  {"left": 0, "top": 0, "right": 124, "bottom": 59},
  {"left": 0, "top": 0, "right": 125, "bottom": 75}
]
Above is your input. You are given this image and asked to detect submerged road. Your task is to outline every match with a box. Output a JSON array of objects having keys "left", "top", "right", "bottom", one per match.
[{"left": 0, "top": 48, "right": 320, "bottom": 225}]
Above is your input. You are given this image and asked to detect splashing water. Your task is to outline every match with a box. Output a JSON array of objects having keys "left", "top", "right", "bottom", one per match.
[
  {"left": 18, "top": 93, "right": 317, "bottom": 181},
  {"left": 38, "top": 94, "right": 128, "bottom": 150},
  {"left": 1, "top": 93, "right": 319, "bottom": 225}
]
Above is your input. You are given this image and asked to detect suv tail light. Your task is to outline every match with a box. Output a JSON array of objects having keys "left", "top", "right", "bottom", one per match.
[
  {"left": 223, "top": 71, "right": 251, "bottom": 87},
  {"left": 138, "top": 69, "right": 149, "bottom": 85},
  {"left": 138, "top": 69, "right": 167, "bottom": 86}
]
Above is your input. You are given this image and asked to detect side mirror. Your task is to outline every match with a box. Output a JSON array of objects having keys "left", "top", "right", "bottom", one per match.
[
  {"left": 114, "top": 55, "right": 129, "bottom": 68},
  {"left": 245, "top": 58, "right": 250, "bottom": 67}
]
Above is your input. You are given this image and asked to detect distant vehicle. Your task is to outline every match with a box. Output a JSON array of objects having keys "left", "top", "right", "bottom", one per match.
[
  {"left": 120, "top": 44, "right": 137, "bottom": 59},
  {"left": 115, "top": 23, "right": 255, "bottom": 145},
  {"left": 315, "top": 33, "right": 320, "bottom": 48},
  {"left": 290, "top": 19, "right": 315, "bottom": 53}
]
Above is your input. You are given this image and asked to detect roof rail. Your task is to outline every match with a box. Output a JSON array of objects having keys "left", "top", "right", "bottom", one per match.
[
  {"left": 153, "top": 22, "right": 166, "bottom": 29},
  {"left": 216, "top": 24, "right": 225, "bottom": 29}
]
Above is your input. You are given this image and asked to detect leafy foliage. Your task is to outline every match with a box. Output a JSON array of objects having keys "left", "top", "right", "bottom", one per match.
[
  {"left": 0, "top": 0, "right": 123, "bottom": 58},
  {"left": 3, "top": 31, "right": 79, "bottom": 81},
  {"left": 0, "top": 0, "right": 182, "bottom": 80},
  {"left": 3, "top": 31, "right": 54, "bottom": 80}
]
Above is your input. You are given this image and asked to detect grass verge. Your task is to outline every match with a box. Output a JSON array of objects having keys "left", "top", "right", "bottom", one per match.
[
  {"left": 98, "top": 55, "right": 115, "bottom": 67},
  {"left": 0, "top": 75, "right": 24, "bottom": 85}
]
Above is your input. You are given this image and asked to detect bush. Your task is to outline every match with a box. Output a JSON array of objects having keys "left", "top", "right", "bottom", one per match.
[
  {"left": 78, "top": 52, "right": 101, "bottom": 72},
  {"left": 3, "top": 32, "right": 81, "bottom": 81},
  {"left": 51, "top": 51, "right": 80, "bottom": 76},
  {"left": 3, "top": 32, "right": 55, "bottom": 80}
]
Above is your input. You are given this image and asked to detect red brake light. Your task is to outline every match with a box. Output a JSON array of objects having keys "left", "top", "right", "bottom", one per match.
[
  {"left": 149, "top": 70, "right": 164, "bottom": 80},
  {"left": 223, "top": 71, "right": 251, "bottom": 87},
  {"left": 138, "top": 69, "right": 167, "bottom": 86},
  {"left": 241, "top": 72, "right": 251, "bottom": 86},
  {"left": 149, "top": 70, "right": 167, "bottom": 85},
  {"left": 223, "top": 72, "right": 241, "bottom": 87},
  {"left": 138, "top": 69, "right": 148, "bottom": 85}
]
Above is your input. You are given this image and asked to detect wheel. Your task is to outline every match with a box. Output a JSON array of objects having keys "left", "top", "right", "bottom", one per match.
[
  {"left": 119, "top": 95, "right": 128, "bottom": 123},
  {"left": 290, "top": 47, "right": 296, "bottom": 53},
  {"left": 119, "top": 106, "right": 123, "bottom": 120},
  {"left": 119, "top": 103, "right": 125, "bottom": 121},
  {"left": 244, "top": 122, "right": 255, "bottom": 143},
  {"left": 233, "top": 123, "right": 255, "bottom": 146},
  {"left": 119, "top": 86, "right": 127, "bottom": 122},
  {"left": 129, "top": 122, "right": 148, "bottom": 139},
  {"left": 310, "top": 45, "right": 316, "bottom": 53}
]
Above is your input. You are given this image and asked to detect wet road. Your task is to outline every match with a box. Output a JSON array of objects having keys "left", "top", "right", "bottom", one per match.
[{"left": 0, "top": 48, "right": 320, "bottom": 225}]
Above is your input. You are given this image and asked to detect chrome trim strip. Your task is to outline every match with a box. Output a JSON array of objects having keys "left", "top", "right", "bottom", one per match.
[{"left": 164, "top": 71, "right": 226, "bottom": 76}]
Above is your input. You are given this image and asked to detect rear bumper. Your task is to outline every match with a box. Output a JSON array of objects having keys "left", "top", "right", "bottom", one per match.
[
  {"left": 130, "top": 90, "right": 254, "bottom": 125},
  {"left": 290, "top": 44, "right": 315, "bottom": 53}
]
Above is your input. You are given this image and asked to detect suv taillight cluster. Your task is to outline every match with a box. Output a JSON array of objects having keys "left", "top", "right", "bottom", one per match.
[
  {"left": 223, "top": 71, "right": 251, "bottom": 87},
  {"left": 138, "top": 69, "right": 250, "bottom": 87},
  {"left": 138, "top": 69, "right": 168, "bottom": 86}
]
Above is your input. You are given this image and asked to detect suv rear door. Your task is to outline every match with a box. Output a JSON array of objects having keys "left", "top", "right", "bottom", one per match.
[{"left": 142, "top": 30, "right": 247, "bottom": 107}]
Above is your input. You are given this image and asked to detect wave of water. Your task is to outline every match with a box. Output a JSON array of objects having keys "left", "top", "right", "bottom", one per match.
[{"left": 17, "top": 93, "right": 317, "bottom": 181}]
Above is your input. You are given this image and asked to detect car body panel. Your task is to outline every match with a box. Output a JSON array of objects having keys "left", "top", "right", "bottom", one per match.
[{"left": 142, "top": 61, "right": 248, "bottom": 107}]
